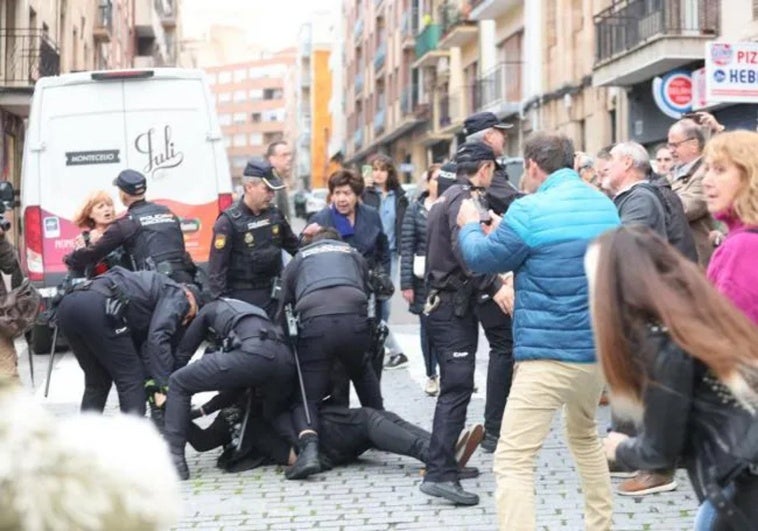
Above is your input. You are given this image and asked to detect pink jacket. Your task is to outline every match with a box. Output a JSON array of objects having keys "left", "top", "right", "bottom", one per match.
[{"left": 707, "top": 213, "right": 758, "bottom": 325}]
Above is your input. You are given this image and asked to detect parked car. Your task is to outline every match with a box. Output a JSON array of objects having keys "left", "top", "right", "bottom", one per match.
[{"left": 306, "top": 188, "right": 328, "bottom": 218}]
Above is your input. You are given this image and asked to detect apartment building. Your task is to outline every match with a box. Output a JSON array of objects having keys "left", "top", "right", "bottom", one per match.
[
  {"left": 134, "top": 0, "right": 181, "bottom": 67},
  {"left": 206, "top": 50, "right": 296, "bottom": 187}
]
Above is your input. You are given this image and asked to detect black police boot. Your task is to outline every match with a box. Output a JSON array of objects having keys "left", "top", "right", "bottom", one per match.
[
  {"left": 170, "top": 445, "right": 190, "bottom": 481},
  {"left": 285, "top": 433, "right": 321, "bottom": 480},
  {"left": 419, "top": 480, "right": 479, "bottom": 506}
]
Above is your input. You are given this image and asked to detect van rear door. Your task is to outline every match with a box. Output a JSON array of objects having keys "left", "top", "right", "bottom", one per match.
[{"left": 122, "top": 75, "right": 220, "bottom": 265}]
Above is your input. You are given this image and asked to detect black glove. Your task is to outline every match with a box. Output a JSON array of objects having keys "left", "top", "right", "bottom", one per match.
[{"left": 190, "top": 407, "right": 204, "bottom": 419}]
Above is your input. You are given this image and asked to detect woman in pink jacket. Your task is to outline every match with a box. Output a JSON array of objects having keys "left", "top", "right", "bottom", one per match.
[{"left": 702, "top": 131, "right": 758, "bottom": 324}]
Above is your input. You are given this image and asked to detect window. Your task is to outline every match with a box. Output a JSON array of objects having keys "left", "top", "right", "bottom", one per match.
[
  {"left": 249, "top": 88, "right": 264, "bottom": 100},
  {"left": 233, "top": 90, "right": 246, "bottom": 102},
  {"left": 218, "top": 92, "right": 231, "bottom": 103},
  {"left": 263, "top": 88, "right": 284, "bottom": 100},
  {"left": 251, "top": 112, "right": 262, "bottom": 123},
  {"left": 233, "top": 112, "right": 247, "bottom": 124},
  {"left": 249, "top": 133, "right": 263, "bottom": 145},
  {"left": 262, "top": 108, "right": 285, "bottom": 122},
  {"left": 263, "top": 132, "right": 283, "bottom": 144},
  {"left": 218, "top": 71, "right": 232, "bottom": 84},
  {"left": 249, "top": 67, "right": 263, "bottom": 79},
  {"left": 218, "top": 113, "right": 232, "bottom": 126},
  {"left": 233, "top": 134, "right": 247, "bottom": 147},
  {"left": 234, "top": 68, "right": 247, "bottom": 82}
]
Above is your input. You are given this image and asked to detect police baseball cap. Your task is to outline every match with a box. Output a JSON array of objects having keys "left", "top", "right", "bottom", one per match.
[
  {"left": 113, "top": 169, "right": 147, "bottom": 196},
  {"left": 463, "top": 112, "right": 513, "bottom": 136},
  {"left": 455, "top": 142, "right": 498, "bottom": 164},
  {"left": 243, "top": 159, "right": 285, "bottom": 191}
]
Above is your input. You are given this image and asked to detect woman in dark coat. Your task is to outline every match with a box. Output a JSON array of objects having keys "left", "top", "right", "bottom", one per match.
[{"left": 399, "top": 164, "right": 441, "bottom": 395}]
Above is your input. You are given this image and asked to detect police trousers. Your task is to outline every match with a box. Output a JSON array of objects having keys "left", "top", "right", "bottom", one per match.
[
  {"left": 164, "top": 333, "right": 295, "bottom": 449},
  {"left": 57, "top": 290, "right": 146, "bottom": 415},
  {"left": 292, "top": 313, "right": 382, "bottom": 435},
  {"left": 426, "top": 296, "right": 478, "bottom": 482}
]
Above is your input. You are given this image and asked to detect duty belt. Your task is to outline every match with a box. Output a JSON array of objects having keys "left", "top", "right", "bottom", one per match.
[{"left": 72, "top": 278, "right": 117, "bottom": 298}]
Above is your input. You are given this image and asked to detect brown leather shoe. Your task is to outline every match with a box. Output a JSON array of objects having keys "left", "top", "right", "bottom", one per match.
[{"left": 617, "top": 471, "right": 677, "bottom": 496}]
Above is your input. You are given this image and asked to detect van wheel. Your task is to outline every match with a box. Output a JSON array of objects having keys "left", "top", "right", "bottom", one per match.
[{"left": 30, "top": 325, "right": 55, "bottom": 355}]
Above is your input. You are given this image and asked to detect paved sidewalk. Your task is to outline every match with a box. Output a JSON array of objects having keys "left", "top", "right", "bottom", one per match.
[{"left": 21, "top": 324, "right": 697, "bottom": 530}]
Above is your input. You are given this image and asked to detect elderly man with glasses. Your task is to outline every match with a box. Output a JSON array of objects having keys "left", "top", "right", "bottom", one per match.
[{"left": 666, "top": 118, "right": 716, "bottom": 265}]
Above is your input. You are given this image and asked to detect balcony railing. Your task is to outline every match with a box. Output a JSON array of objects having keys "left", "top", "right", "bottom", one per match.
[
  {"left": 472, "top": 61, "right": 522, "bottom": 112},
  {"left": 354, "top": 16, "right": 364, "bottom": 43},
  {"left": 595, "top": 0, "right": 719, "bottom": 64},
  {"left": 374, "top": 106, "right": 386, "bottom": 134},
  {"left": 374, "top": 40, "right": 387, "bottom": 71},
  {"left": 353, "top": 128, "right": 364, "bottom": 150},
  {"left": 438, "top": 93, "right": 451, "bottom": 129},
  {"left": 95, "top": 3, "right": 113, "bottom": 39},
  {"left": 415, "top": 24, "right": 441, "bottom": 60},
  {"left": 154, "top": 0, "right": 177, "bottom": 26},
  {"left": 439, "top": 0, "right": 471, "bottom": 36},
  {"left": 0, "top": 29, "right": 60, "bottom": 88},
  {"left": 401, "top": 8, "right": 419, "bottom": 40},
  {"left": 355, "top": 71, "right": 364, "bottom": 95}
]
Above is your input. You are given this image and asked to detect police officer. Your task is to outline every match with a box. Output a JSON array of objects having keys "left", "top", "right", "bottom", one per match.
[
  {"left": 55, "top": 266, "right": 202, "bottom": 416},
  {"left": 420, "top": 142, "right": 512, "bottom": 506},
  {"left": 278, "top": 227, "right": 383, "bottom": 480},
  {"left": 462, "top": 112, "right": 520, "bottom": 453},
  {"left": 208, "top": 159, "right": 299, "bottom": 317},
  {"left": 65, "top": 170, "right": 196, "bottom": 284},
  {"left": 164, "top": 297, "right": 295, "bottom": 480}
]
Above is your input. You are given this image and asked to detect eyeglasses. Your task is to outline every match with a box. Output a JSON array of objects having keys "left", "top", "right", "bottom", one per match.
[
  {"left": 656, "top": 157, "right": 672, "bottom": 162},
  {"left": 667, "top": 137, "right": 695, "bottom": 149}
]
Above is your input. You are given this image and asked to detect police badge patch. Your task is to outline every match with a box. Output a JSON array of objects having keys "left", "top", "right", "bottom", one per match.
[
  {"left": 272, "top": 224, "right": 280, "bottom": 236},
  {"left": 214, "top": 234, "right": 227, "bottom": 249},
  {"left": 244, "top": 232, "right": 254, "bottom": 244}
]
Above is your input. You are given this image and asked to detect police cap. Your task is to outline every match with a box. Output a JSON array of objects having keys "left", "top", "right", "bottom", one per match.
[
  {"left": 463, "top": 112, "right": 513, "bottom": 136},
  {"left": 113, "top": 169, "right": 147, "bottom": 196},
  {"left": 243, "top": 159, "right": 285, "bottom": 191},
  {"left": 455, "top": 142, "right": 498, "bottom": 164}
]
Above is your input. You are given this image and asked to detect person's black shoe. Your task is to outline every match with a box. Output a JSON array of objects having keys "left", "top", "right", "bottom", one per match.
[
  {"left": 285, "top": 434, "right": 321, "bottom": 480},
  {"left": 480, "top": 431, "right": 498, "bottom": 453},
  {"left": 170, "top": 446, "right": 190, "bottom": 481},
  {"left": 420, "top": 480, "right": 479, "bottom": 505},
  {"left": 384, "top": 353, "right": 409, "bottom": 370},
  {"left": 458, "top": 466, "right": 480, "bottom": 480}
]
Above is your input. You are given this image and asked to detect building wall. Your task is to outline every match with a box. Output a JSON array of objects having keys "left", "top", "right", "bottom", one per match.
[
  {"left": 310, "top": 48, "right": 332, "bottom": 188},
  {"left": 206, "top": 51, "right": 296, "bottom": 186}
]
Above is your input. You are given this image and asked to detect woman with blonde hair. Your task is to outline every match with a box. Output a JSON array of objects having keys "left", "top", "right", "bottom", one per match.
[
  {"left": 702, "top": 130, "right": 758, "bottom": 324},
  {"left": 70, "top": 190, "right": 126, "bottom": 277},
  {"left": 586, "top": 226, "right": 758, "bottom": 530}
]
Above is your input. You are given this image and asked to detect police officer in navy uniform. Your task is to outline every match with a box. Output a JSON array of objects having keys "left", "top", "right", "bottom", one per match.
[
  {"left": 420, "top": 142, "right": 512, "bottom": 506},
  {"left": 462, "top": 112, "right": 520, "bottom": 453},
  {"left": 164, "top": 297, "right": 296, "bottom": 480},
  {"left": 277, "top": 227, "right": 384, "bottom": 480},
  {"left": 208, "top": 159, "right": 299, "bottom": 318},
  {"left": 55, "top": 266, "right": 202, "bottom": 416},
  {"left": 65, "top": 169, "right": 196, "bottom": 284}
]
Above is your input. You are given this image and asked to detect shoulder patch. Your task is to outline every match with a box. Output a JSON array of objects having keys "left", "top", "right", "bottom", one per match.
[{"left": 214, "top": 234, "right": 227, "bottom": 250}]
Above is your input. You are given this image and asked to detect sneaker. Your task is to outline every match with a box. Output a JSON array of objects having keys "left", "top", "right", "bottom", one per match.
[
  {"left": 608, "top": 460, "right": 637, "bottom": 478},
  {"left": 420, "top": 480, "right": 479, "bottom": 506},
  {"left": 384, "top": 353, "right": 409, "bottom": 370},
  {"left": 424, "top": 376, "right": 439, "bottom": 396},
  {"left": 617, "top": 471, "right": 677, "bottom": 496}
]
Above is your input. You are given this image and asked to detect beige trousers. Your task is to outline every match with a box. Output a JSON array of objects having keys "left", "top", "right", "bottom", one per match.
[
  {"left": 0, "top": 334, "right": 18, "bottom": 382},
  {"left": 494, "top": 360, "right": 613, "bottom": 531}
]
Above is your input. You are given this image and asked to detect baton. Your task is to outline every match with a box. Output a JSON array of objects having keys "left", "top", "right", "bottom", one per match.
[
  {"left": 44, "top": 324, "right": 60, "bottom": 397},
  {"left": 285, "top": 303, "right": 311, "bottom": 426}
]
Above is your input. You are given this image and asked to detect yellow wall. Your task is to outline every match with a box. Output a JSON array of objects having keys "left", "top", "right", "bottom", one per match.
[{"left": 311, "top": 49, "right": 332, "bottom": 188}]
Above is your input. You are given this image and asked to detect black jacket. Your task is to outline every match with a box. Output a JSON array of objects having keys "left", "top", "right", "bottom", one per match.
[
  {"left": 615, "top": 328, "right": 758, "bottom": 510},
  {"left": 94, "top": 267, "right": 190, "bottom": 388},
  {"left": 485, "top": 167, "right": 523, "bottom": 216},
  {"left": 399, "top": 192, "right": 431, "bottom": 314},
  {"left": 309, "top": 204, "right": 390, "bottom": 274},
  {"left": 614, "top": 182, "right": 668, "bottom": 237},
  {"left": 648, "top": 175, "right": 699, "bottom": 263},
  {"left": 361, "top": 185, "right": 408, "bottom": 251}
]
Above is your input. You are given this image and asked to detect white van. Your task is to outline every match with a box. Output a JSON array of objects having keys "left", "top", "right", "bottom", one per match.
[{"left": 20, "top": 68, "right": 233, "bottom": 352}]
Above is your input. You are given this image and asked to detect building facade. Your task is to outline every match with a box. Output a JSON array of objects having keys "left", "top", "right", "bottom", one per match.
[{"left": 206, "top": 50, "right": 296, "bottom": 187}]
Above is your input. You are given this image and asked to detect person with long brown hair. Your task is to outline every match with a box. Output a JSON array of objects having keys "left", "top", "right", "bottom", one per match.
[{"left": 587, "top": 226, "right": 758, "bottom": 530}]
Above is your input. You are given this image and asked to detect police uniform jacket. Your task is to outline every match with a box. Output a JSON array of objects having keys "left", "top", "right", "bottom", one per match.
[
  {"left": 93, "top": 267, "right": 191, "bottom": 388},
  {"left": 279, "top": 238, "right": 370, "bottom": 321},
  {"left": 425, "top": 180, "right": 503, "bottom": 298},
  {"left": 65, "top": 200, "right": 188, "bottom": 275},
  {"left": 485, "top": 167, "right": 523, "bottom": 216},
  {"left": 208, "top": 199, "right": 299, "bottom": 298}
]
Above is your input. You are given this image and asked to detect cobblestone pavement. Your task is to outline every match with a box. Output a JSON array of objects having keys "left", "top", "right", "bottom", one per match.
[{"left": 21, "top": 316, "right": 697, "bottom": 531}]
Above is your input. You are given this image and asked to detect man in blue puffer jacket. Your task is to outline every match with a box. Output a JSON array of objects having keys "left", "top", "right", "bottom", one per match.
[{"left": 457, "top": 132, "right": 619, "bottom": 531}]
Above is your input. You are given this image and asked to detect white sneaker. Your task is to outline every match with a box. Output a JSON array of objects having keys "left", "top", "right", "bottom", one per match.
[{"left": 424, "top": 376, "right": 439, "bottom": 396}]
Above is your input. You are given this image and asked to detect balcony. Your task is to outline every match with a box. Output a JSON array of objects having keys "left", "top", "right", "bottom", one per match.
[
  {"left": 438, "top": 1, "right": 478, "bottom": 49},
  {"left": 438, "top": 92, "right": 464, "bottom": 131},
  {"left": 354, "top": 71, "right": 364, "bottom": 96},
  {"left": 353, "top": 128, "right": 364, "bottom": 150},
  {"left": 0, "top": 29, "right": 59, "bottom": 116},
  {"left": 472, "top": 61, "right": 522, "bottom": 117},
  {"left": 413, "top": 24, "right": 448, "bottom": 68},
  {"left": 374, "top": 106, "right": 386, "bottom": 134},
  {"left": 354, "top": 16, "right": 364, "bottom": 43},
  {"left": 94, "top": 3, "right": 113, "bottom": 42},
  {"left": 593, "top": 0, "right": 719, "bottom": 87},
  {"left": 135, "top": 0, "right": 156, "bottom": 37},
  {"left": 469, "top": 0, "right": 521, "bottom": 21},
  {"left": 374, "top": 40, "right": 387, "bottom": 72},
  {"left": 401, "top": 8, "right": 419, "bottom": 49},
  {"left": 154, "top": 0, "right": 177, "bottom": 28}
]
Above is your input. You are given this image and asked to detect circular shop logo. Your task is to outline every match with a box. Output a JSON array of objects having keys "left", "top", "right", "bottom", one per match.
[
  {"left": 713, "top": 69, "right": 727, "bottom": 83},
  {"left": 652, "top": 70, "right": 693, "bottom": 119},
  {"left": 710, "top": 43, "right": 733, "bottom": 66}
]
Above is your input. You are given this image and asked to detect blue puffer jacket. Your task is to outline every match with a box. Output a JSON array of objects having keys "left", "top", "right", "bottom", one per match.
[{"left": 459, "top": 168, "right": 620, "bottom": 363}]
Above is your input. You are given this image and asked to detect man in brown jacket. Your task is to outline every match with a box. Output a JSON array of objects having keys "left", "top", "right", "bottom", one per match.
[
  {"left": 667, "top": 118, "right": 715, "bottom": 266},
  {"left": 0, "top": 227, "right": 21, "bottom": 382}
]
